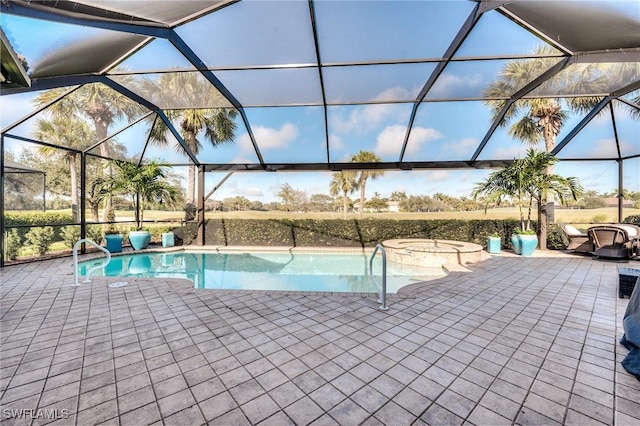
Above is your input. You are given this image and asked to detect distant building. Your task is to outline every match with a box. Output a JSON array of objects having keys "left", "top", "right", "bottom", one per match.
[
  {"left": 604, "top": 197, "right": 633, "bottom": 208},
  {"left": 387, "top": 201, "right": 400, "bottom": 212}
]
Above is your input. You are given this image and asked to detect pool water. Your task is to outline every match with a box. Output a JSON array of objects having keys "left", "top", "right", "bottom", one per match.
[{"left": 78, "top": 251, "right": 445, "bottom": 293}]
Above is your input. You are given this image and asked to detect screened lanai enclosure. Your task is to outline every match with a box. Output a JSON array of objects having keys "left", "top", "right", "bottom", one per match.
[{"left": 1, "top": 0, "right": 639, "bottom": 265}]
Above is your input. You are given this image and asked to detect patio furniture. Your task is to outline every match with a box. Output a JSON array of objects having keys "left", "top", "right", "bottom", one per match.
[
  {"left": 618, "top": 267, "right": 640, "bottom": 298},
  {"left": 560, "top": 223, "right": 592, "bottom": 254},
  {"left": 587, "top": 224, "right": 640, "bottom": 259}
]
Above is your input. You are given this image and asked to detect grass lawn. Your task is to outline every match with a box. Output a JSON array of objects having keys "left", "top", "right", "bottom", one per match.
[
  {"left": 200, "top": 207, "right": 640, "bottom": 224},
  {"left": 7, "top": 206, "right": 640, "bottom": 223}
]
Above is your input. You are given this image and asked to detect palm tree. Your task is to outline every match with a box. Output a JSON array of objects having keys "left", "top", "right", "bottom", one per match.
[
  {"left": 94, "top": 159, "right": 180, "bottom": 230},
  {"left": 484, "top": 46, "right": 610, "bottom": 156},
  {"left": 33, "top": 117, "right": 94, "bottom": 221},
  {"left": 484, "top": 45, "right": 605, "bottom": 245},
  {"left": 473, "top": 149, "right": 583, "bottom": 248},
  {"left": 351, "top": 150, "right": 384, "bottom": 218},
  {"left": 35, "top": 82, "right": 146, "bottom": 220},
  {"left": 330, "top": 171, "right": 357, "bottom": 220},
  {"left": 146, "top": 72, "right": 238, "bottom": 205}
]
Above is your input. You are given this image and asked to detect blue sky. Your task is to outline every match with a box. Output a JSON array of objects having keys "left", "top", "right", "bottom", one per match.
[{"left": 2, "top": 1, "right": 638, "bottom": 203}]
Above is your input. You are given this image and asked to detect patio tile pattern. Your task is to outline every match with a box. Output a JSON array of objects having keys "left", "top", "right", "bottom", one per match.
[{"left": 1, "top": 251, "right": 639, "bottom": 425}]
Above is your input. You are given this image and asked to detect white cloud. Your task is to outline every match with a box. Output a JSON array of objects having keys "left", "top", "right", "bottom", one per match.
[
  {"left": 329, "top": 134, "right": 344, "bottom": 151},
  {"left": 445, "top": 137, "right": 479, "bottom": 155},
  {"left": 375, "top": 124, "right": 443, "bottom": 157},
  {"left": 429, "top": 72, "right": 483, "bottom": 98},
  {"left": 372, "top": 86, "right": 413, "bottom": 102},
  {"left": 327, "top": 85, "right": 424, "bottom": 136},
  {"left": 427, "top": 170, "right": 452, "bottom": 182},
  {"left": 330, "top": 103, "right": 405, "bottom": 135},
  {"left": 233, "top": 186, "right": 264, "bottom": 197},
  {"left": 492, "top": 145, "right": 527, "bottom": 159},
  {"left": 233, "top": 123, "right": 299, "bottom": 162},
  {"left": 254, "top": 123, "right": 298, "bottom": 150}
]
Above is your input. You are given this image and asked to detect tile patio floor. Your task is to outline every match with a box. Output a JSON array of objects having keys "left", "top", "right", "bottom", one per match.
[{"left": 1, "top": 250, "right": 639, "bottom": 425}]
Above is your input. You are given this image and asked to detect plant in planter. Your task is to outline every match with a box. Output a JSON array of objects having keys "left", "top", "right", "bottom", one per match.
[
  {"left": 104, "top": 227, "right": 123, "bottom": 253},
  {"left": 95, "top": 159, "right": 180, "bottom": 250},
  {"left": 473, "top": 149, "right": 582, "bottom": 256},
  {"left": 487, "top": 232, "right": 502, "bottom": 254}
]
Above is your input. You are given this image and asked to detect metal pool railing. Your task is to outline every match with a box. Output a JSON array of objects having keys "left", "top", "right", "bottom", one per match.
[
  {"left": 73, "top": 239, "right": 111, "bottom": 286},
  {"left": 369, "top": 243, "right": 389, "bottom": 311}
]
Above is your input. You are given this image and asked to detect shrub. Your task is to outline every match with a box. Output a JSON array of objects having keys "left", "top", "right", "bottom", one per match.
[
  {"left": 591, "top": 214, "right": 609, "bottom": 223},
  {"left": 87, "top": 226, "right": 103, "bottom": 244},
  {"left": 60, "top": 226, "right": 81, "bottom": 248},
  {"left": 25, "top": 226, "right": 54, "bottom": 255},
  {"left": 61, "top": 226, "right": 109, "bottom": 248},
  {"left": 546, "top": 224, "right": 566, "bottom": 250},
  {"left": 5, "top": 229, "right": 22, "bottom": 260}
]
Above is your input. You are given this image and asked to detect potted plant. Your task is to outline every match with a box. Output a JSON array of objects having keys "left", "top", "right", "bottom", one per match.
[
  {"left": 95, "top": 159, "right": 180, "bottom": 250},
  {"left": 104, "top": 227, "right": 123, "bottom": 253},
  {"left": 473, "top": 149, "right": 582, "bottom": 256},
  {"left": 487, "top": 232, "right": 501, "bottom": 254},
  {"left": 511, "top": 229, "right": 537, "bottom": 256}
]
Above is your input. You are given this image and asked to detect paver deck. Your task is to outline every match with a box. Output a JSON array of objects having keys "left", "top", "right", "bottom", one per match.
[{"left": 1, "top": 250, "right": 639, "bottom": 425}]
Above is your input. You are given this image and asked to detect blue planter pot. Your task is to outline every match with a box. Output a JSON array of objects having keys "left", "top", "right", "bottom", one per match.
[
  {"left": 128, "top": 230, "right": 151, "bottom": 250},
  {"left": 487, "top": 237, "right": 501, "bottom": 254},
  {"left": 510, "top": 234, "right": 522, "bottom": 255},
  {"left": 512, "top": 234, "right": 538, "bottom": 256},
  {"left": 104, "top": 234, "right": 123, "bottom": 253}
]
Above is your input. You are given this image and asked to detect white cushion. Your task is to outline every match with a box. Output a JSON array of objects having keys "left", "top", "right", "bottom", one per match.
[
  {"left": 618, "top": 225, "right": 638, "bottom": 237},
  {"left": 563, "top": 225, "right": 583, "bottom": 236}
]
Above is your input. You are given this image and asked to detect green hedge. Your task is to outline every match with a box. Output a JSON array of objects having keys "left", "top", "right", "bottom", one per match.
[
  {"left": 4, "top": 211, "right": 74, "bottom": 241},
  {"left": 187, "top": 219, "right": 546, "bottom": 249}
]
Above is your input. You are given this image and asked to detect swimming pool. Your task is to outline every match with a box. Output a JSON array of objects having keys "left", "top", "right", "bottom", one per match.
[{"left": 78, "top": 251, "right": 445, "bottom": 293}]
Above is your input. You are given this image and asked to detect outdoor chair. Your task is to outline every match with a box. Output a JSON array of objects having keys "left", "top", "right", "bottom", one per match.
[
  {"left": 587, "top": 224, "right": 640, "bottom": 259},
  {"left": 560, "top": 224, "right": 592, "bottom": 254}
]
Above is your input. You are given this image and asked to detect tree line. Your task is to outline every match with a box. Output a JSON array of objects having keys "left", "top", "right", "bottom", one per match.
[{"left": 204, "top": 186, "right": 640, "bottom": 215}]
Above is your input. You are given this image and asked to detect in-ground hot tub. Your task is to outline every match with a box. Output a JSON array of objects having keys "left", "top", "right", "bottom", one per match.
[{"left": 383, "top": 239, "right": 484, "bottom": 268}]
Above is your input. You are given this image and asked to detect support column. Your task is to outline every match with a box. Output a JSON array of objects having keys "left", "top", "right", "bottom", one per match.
[
  {"left": 197, "top": 165, "right": 205, "bottom": 246},
  {"left": 80, "top": 153, "right": 87, "bottom": 254},
  {"left": 618, "top": 159, "right": 623, "bottom": 223}
]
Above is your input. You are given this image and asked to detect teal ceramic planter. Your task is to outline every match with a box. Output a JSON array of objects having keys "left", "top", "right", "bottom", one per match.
[
  {"left": 128, "top": 230, "right": 151, "bottom": 250},
  {"left": 487, "top": 237, "right": 501, "bottom": 254},
  {"left": 511, "top": 234, "right": 537, "bottom": 256},
  {"left": 104, "top": 234, "right": 123, "bottom": 253},
  {"left": 162, "top": 232, "right": 175, "bottom": 248}
]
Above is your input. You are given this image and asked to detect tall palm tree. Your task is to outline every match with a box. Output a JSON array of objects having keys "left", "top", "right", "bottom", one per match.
[
  {"left": 329, "top": 171, "right": 357, "bottom": 220},
  {"left": 33, "top": 117, "right": 94, "bottom": 221},
  {"left": 351, "top": 150, "right": 384, "bottom": 218},
  {"left": 94, "top": 159, "right": 180, "bottom": 229},
  {"left": 484, "top": 45, "right": 604, "bottom": 246},
  {"left": 34, "top": 82, "right": 146, "bottom": 220},
  {"left": 146, "top": 72, "right": 238, "bottom": 205}
]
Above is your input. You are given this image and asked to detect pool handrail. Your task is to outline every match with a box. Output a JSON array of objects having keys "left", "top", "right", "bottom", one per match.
[
  {"left": 73, "top": 239, "right": 111, "bottom": 286},
  {"left": 369, "top": 243, "right": 389, "bottom": 311}
]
